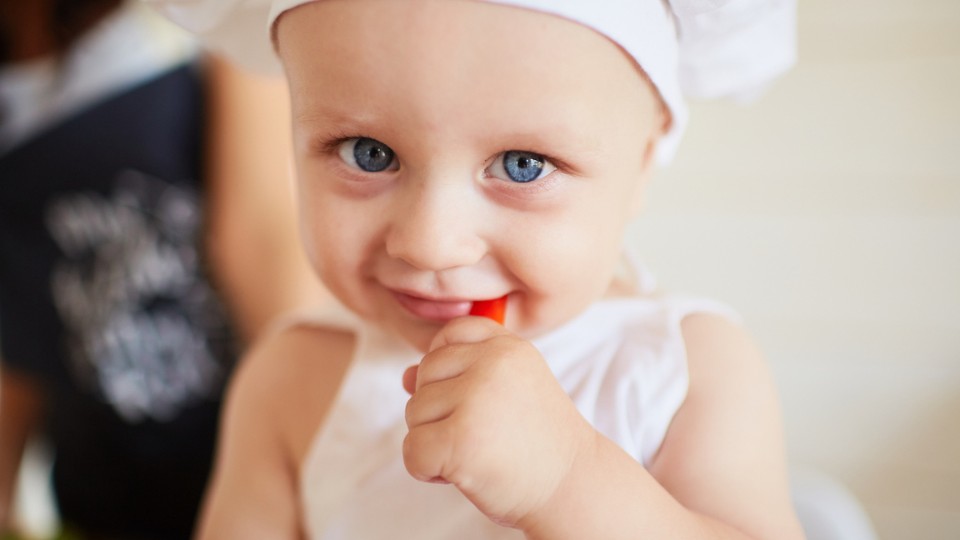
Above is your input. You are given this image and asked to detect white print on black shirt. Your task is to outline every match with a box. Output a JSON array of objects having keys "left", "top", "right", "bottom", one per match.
[{"left": 45, "top": 169, "right": 229, "bottom": 423}]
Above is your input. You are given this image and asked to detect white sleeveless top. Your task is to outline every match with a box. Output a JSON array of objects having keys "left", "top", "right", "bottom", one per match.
[{"left": 296, "top": 274, "right": 734, "bottom": 539}]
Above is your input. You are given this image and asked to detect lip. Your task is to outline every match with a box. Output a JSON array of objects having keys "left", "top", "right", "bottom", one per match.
[{"left": 391, "top": 290, "right": 473, "bottom": 321}]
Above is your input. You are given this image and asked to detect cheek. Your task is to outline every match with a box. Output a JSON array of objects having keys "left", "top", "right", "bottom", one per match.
[
  {"left": 503, "top": 198, "right": 629, "bottom": 327},
  {"left": 295, "top": 178, "right": 371, "bottom": 290},
  {"left": 530, "top": 226, "right": 623, "bottom": 293},
  {"left": 296, "top": 209, "right": 340, "bottom": 293},
  {"left": 533, "top": 187, "right": 633, "bottom": 280}
]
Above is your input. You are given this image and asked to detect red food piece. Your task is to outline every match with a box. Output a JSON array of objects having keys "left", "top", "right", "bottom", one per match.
[{"left": 468, "top": 295, "right": 508, "bottom": 324}]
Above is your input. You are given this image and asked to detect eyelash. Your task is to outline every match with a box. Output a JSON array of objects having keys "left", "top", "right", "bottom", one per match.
[
  {"left": 314, "top": 134, "right": 569, "bottom": 187},
  {"left": 315, "top": 134, "right": 391, "bottom": 177},
  {"left": 316, "top": 134, "right": 362, "bottom": 155},
  {"left": 486, "top": 149, "right": 566, "bottom": 177}
]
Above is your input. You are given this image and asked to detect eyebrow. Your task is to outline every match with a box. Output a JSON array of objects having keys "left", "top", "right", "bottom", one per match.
[
  {"left": 491, "top": 129, "right": 602, "bottom": 172},
  {"left": 292, "top": 107, "right": 392, "bottom": 154},
  {"left": 293, "top": 106, "right": 381, "bottom": 132},
  {"left": 293, "top": 105, "right": 607, "bottom": 175}
]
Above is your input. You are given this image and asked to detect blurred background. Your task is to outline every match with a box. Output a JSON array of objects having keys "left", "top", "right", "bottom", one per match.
[
  {"left": 6, "top": 0, "right": 959, "bottom": 538},
  {"left": 630, "top": 0, "right": 960, "bottom": 538}
]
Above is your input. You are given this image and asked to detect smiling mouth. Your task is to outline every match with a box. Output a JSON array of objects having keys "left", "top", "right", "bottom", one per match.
[{"left": 392, "top": 291, "right": 473, "bottom": 321}]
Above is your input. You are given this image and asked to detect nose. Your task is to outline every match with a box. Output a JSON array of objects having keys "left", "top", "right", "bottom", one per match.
[{"left": 384, "top": 178, "right": 486, "bottom": 271}]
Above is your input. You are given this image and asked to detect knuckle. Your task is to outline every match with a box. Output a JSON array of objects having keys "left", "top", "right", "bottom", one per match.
[
  {"left": 404, "top": 396, "right": 417, "bottom": 426},
  {"left": 401, "top": 431, "right": 428, "bottom": 480}
]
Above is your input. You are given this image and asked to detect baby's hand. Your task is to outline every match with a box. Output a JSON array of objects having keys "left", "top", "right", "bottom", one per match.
[{"left": 401, "top": 317, "right": 595, "bottom": 530}]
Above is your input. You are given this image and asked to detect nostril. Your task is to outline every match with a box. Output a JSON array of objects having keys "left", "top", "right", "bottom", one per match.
[{"left": 385, "top": 232, "right": 485, "bottom": 272}]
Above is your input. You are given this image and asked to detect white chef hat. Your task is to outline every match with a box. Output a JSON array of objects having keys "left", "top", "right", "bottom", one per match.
[{"left": 146, "top": 0, "right": 796, "bottom": 163}]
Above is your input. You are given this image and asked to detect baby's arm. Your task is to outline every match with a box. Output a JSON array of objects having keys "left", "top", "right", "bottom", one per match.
[
  {"left": 196, "top": 325, "right": 354, "bottom": 539},
  {"left": 520, "top": 313, "right": 805, "bottom": 539},
  {"left": 403, "top": 314, "right": 804, "bottom": 539},
  {"left": 648, "top": 314, "right": 804, "bottom": 538}
]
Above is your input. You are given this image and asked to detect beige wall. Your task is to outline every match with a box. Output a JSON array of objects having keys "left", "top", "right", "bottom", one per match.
[{"left": 628, "top": 1, "right": 960, "bottom": 538}]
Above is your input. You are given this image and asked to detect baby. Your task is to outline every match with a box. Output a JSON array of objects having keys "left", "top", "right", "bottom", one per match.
[{"left": 152, "top": 0, "right": 803, "bottom": 538}]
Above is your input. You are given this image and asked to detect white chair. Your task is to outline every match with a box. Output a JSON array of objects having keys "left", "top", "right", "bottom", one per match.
[{"left": 792, "top": 467, "right": 879, "bottom": 540}]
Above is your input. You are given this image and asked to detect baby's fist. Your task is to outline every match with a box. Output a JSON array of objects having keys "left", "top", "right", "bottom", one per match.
[{"left": 402, "top": 316, "right": 593, "bottom": 529}]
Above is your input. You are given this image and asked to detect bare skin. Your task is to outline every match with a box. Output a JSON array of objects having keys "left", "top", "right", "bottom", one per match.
[{"left": 196, "top": 1, "right": 805, "bottom": 538}]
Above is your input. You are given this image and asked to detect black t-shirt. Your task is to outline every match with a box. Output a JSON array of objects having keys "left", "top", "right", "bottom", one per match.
[{"left": 0, "top": 63, "right": 238, "bottom": 540}]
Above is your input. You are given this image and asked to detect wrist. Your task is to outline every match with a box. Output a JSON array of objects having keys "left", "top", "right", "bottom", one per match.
[{"left": 517, "top": 426, "right": 603, "bottom": 539}]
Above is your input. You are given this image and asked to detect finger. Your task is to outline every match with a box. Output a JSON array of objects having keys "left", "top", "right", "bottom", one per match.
[
  {"left": 428, "top": 315, "right": 511, "bottom": 352},
  {"left": 406, "top": 327, "right": 494, "bottom": 395},
  {"left": 404, "top": 378, "right": 459, "bottom": 428},
  {"left": 415, "top": 340, "right": 491, "bottom": 392},
  {"left": 402, "top": 420, "right": 457, "bottom": 485},
  {"left": 402, "top": 364, "right": 418, "bottom": 395}
]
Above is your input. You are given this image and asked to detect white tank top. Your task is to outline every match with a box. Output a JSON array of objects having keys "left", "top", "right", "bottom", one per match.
[{"left": 297, "top": 271, "right": 735, "bottom": 539}]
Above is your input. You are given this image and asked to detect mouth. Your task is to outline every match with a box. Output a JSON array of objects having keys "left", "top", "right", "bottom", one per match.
[{"left": 391, "top": 290, "right": 473, "bottom": 322}]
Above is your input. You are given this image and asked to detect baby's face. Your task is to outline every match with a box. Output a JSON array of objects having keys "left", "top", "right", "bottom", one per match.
[{"left": 278, "top": 0, "right": 665, "bottom": 351}]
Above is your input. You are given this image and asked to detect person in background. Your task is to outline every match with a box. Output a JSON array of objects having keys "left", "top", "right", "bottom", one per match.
[{"left": 0, "top": 0, "right": 325, "bottom": 538}]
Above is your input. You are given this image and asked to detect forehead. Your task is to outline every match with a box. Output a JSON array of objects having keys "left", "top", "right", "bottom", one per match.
[{"left": 276, "top": 0, "right": 658, "bottom": 144}]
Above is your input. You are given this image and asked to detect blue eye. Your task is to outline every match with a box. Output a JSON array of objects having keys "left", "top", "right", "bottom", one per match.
[
  {"left": 490, "top": 151, "right": 556, "bottom": 183},
  {"left": 338, "top": 137, "right": 397, "bottom": 172}
]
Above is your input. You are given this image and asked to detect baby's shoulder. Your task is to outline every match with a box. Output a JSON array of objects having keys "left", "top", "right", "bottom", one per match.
[
  {"left": 250, "top": 319, "right": 358, "bottom": 370},
  {"left": 679, "top": 312, "right": 762, "bottom": 379},
  {"left": 676, "top": 311, "right": 773, "bottom": 418},
  {"left": 229, "top": 321, "right": 359, "bottom": 467}
]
